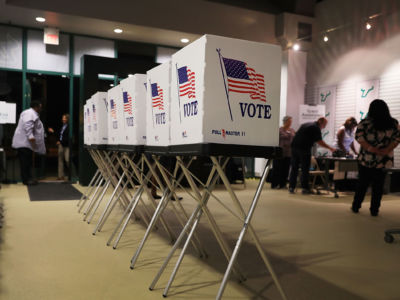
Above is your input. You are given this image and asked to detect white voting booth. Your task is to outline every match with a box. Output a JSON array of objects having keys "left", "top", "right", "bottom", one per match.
[
  {"left": 146, "top": 62, "right": 171, "bottom": 147},
  {"left": 85, "top": 100, "right": 93, "bottom": 145},
  {"left": 83, "top": 103, "right": 88, "bottom": 145},
  {"left": 170, "top": 34, "right": 281, "bottom": 147},
  {"left": 120, "top": 74, "right": 147, "bottom": 145},
  {"left": 81, "top": 35, "right": 287, "bottom": 300},
  {"left": 91, "top": 92, "right": 108, "bottom": 145},
  {"left": 107, "top": 85, "right": 124, "bottom": 145}
]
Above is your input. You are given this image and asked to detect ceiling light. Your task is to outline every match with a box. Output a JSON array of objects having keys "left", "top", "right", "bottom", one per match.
[
  {"left": 61, "top": 75, "right": 67, "bottom": 78},
  {"left": 128, "top": 74, "right": 134, "bottom": 77},
  {"left": 366, "top": 22, "right": 372, "bottom": 30},
  {"left": 180, "top": 38, "right": 189, "bottom": 43},
  {"left": 36, "top": 17, "right": 46, "bottom": 22},
  {"left": 114, "top": 28, "right": 123, "bottom": 34},
  {"left": 110, "top": 83, "right": 114, "bottom": 87},
  {"left": 293, "top": 43, "right": 300, "bottom": 51},
  {"left": 323, "top": 35, "right": 329, "bottom": 42}
]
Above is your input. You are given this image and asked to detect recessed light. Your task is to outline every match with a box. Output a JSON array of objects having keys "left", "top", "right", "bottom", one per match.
[
  {"left": 114, "top": 28, "right": 123, "bottom": 34},
  {"left": 36, "top": 17, "right": 46, "bottom": 22},
  {"left": 366, "top": 22, "right": 372, "bottom": 30},
  {"left": 180, "top": 38, "right": 189, "bottom": 43},
  {"left": 128, "top": 74, "right": 134, "bottom": 77},
  {"left": 293, "top": 43, "right": 300, "bottom": 51},
  {"left": 323, "top": 35, "right": 329, "bottom": 42},
  {"left": 61, "top": 75, "right": 67, "bottom": 78},
  {"left": 110, "top": 83, "right": 114, "bottom": 87}
]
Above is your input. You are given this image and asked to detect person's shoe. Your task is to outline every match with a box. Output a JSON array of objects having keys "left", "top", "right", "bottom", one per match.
[
  {"left": 370, "top": 210, "right": 379, "bottom": 217},
  {"left": 351, "top": 206, "right": 359, "bottom": 213},
  {"left": 289, "top": 187, "right": 295, "bottom": 194},
  {"left": 302, "top": 189, "right": 312, "bottom": 195}
]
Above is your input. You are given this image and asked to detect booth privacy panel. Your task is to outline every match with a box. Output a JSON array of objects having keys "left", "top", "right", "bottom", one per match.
[
  {"left": 170, "top": 34, "right": 281, "bottom": 147},
  {"left": 146, "top": 62, "right": 171, "bottom": 147},
  {"left": 107, "top": 85, "right": 124, "bottom": 145},
  {"left": 120, "top": 74, "right": 147, "bottom": 145}
]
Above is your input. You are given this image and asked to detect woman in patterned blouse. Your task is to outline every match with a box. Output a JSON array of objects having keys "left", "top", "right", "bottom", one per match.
[{"left": 351, "top": 99, "right": 400, "bottom": 216}]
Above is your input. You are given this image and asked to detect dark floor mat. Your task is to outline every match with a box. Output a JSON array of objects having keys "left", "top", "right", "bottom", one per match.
[{"left": 28, "top": 182, "right": 82, "bottom": 201}]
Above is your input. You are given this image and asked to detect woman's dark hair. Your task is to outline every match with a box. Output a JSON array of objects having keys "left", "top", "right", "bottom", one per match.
[{"left": 368, "top": 99, "right": 397, "bottom": 130}]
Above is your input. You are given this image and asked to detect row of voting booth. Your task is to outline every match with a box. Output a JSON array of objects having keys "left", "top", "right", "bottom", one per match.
[{"left": 81, "top": 34, "right": 286, "bottom": 299}]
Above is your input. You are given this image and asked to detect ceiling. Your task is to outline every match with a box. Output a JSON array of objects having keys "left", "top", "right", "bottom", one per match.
[{"left": 0, "top": 0, "right": 318, "bottom": 47}]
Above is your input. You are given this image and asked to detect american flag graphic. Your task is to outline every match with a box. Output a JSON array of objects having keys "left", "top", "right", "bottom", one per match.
[
  {"left": 110, "top": 99, "right": 117, "bottom": 119},
  {"left": 151, "top": 83, "right": 164, "bottom": 110},
  {"left": 222, "top": 57, "right": 266, "bottom": 102},
  {"left": 123, "top": 91, "right": 133, "bottom": 115},
  {"left": 92, "top": 104, "right": 96, "bottom": 122},
  {"left": 178, "top": 66, "right": 196, "bottom": 99}
]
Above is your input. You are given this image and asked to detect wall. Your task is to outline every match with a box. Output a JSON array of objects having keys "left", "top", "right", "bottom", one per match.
[
  {"left": 284, "top": 49, "right": 308, "bottom": 130},
  {"left": 306, "top": 0, "right": 400, "bottom": 167}
]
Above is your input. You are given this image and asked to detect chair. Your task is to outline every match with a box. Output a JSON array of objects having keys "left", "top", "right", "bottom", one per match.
[{"left": 309, "top": 156, "right": 333, "bottom": 193}]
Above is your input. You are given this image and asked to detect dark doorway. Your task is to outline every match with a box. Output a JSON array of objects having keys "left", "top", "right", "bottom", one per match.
[{"left": 27, "top": 73, "right": 70, "bottom": 180}]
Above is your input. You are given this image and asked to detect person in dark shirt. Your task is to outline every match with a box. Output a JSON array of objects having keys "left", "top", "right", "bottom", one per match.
[
  {"left": 289, "top": 117, "right": 336, "bottom": 194},
  {"left": 49, "top": 114, "right": 69, "bottom": 180},
  {"left": 351, "top": 99, "right": 400, "bottom": 216}
]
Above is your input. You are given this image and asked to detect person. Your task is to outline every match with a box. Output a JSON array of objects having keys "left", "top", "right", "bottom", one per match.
[
  {"left": 351, "top": 99, "right": 400, "bottom": 216},
  {"left": 289, "top": 117, "right": 336, "bottom": 194},
  {"left": 335, "top": 117, "right": 358, "bottom": 156},
  {"left": 12, "top": 100, "right": 46, "bottom": 185},
  {"left": 49, "top": 114, "right": 70, "bottom": 180},
  {"left": 271, "top": 116, "right": 295, "bottom": 189}
]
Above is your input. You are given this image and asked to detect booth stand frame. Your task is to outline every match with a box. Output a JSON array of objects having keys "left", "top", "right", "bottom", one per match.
[
  {"left": 146, "top": 143, "right": 287, "bottom": 300},
  {"left": 81, "top": 143, "right": 287, "bottom": 300}
]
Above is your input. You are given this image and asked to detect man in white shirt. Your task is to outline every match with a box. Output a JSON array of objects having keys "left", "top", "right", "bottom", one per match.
[{"left": 12, "top": 101, "right": 46, "bottom": 185}]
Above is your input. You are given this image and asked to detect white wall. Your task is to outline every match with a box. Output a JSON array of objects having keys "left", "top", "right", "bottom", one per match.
[
  {"left": 0, "top": 25, "right": 22, "bottom": 69},
  {"left": 285, "top": 49, "right": 308, "bottom": 130},
  {"left": 27, "top": 30, "right": 70, "bottom": 73},
  {"left": 306, "top": 0, "right": 400, "bottom": 167}
]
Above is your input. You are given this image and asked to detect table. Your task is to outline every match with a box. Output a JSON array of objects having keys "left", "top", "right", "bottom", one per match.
[{"left": 317, "top": 157, "right": 358, "bottom": 198}]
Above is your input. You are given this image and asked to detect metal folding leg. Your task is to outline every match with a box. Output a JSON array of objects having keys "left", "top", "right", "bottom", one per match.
[
  {"left": 150, "top": 156, "right": 245, "bottom": 296},
  {"left": 215, "top": 158, "right": 287, "bottom": 300},
  {"left": 107, "top": 154, "right": 172, "bottom": 249},
  {"left": 124, "top": 154, "right": 176, "bottom": 244},
  {"left": 130, "top": 156, "right": 207, "bottom": 269},
  {"left": 152, "top": 156, "right": 206, "bottom": 258},
  {"left": 77, "top": 168, "right": 101, "bottom": 208}
]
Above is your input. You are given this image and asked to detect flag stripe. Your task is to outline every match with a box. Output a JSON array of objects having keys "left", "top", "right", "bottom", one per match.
[{"left": 223, "top": 56, "right": 266, "bottom": 102}]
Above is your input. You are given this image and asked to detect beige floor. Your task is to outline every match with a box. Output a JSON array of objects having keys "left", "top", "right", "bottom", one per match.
[{"left": 1, "top": 181, "right": 400, "bottom": 300}]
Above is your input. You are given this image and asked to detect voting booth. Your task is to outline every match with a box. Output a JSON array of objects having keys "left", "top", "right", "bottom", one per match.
[
  {"left": 91, "top": 92, "right": 108, "bottom": 145},
  {"left": 107, "top": 85, "right": 124, "bottom": 145},
  {"left": 170, "top": 34, "right": 281, "bottom": 147},
  {"left": 120, "top": 74, "right": 147, "bottom": 145},
  {"left": 83, "top": 103, "right": 89, "bottom": 145},
  {"left": 146, "top": 62, "right": 171, "bottom": 147},
  {"left": 80, "top": 35, "right": 286, "bottom": 300},
  {"left": 85, "top": 99, "right": 93, "bottom": 145}
]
